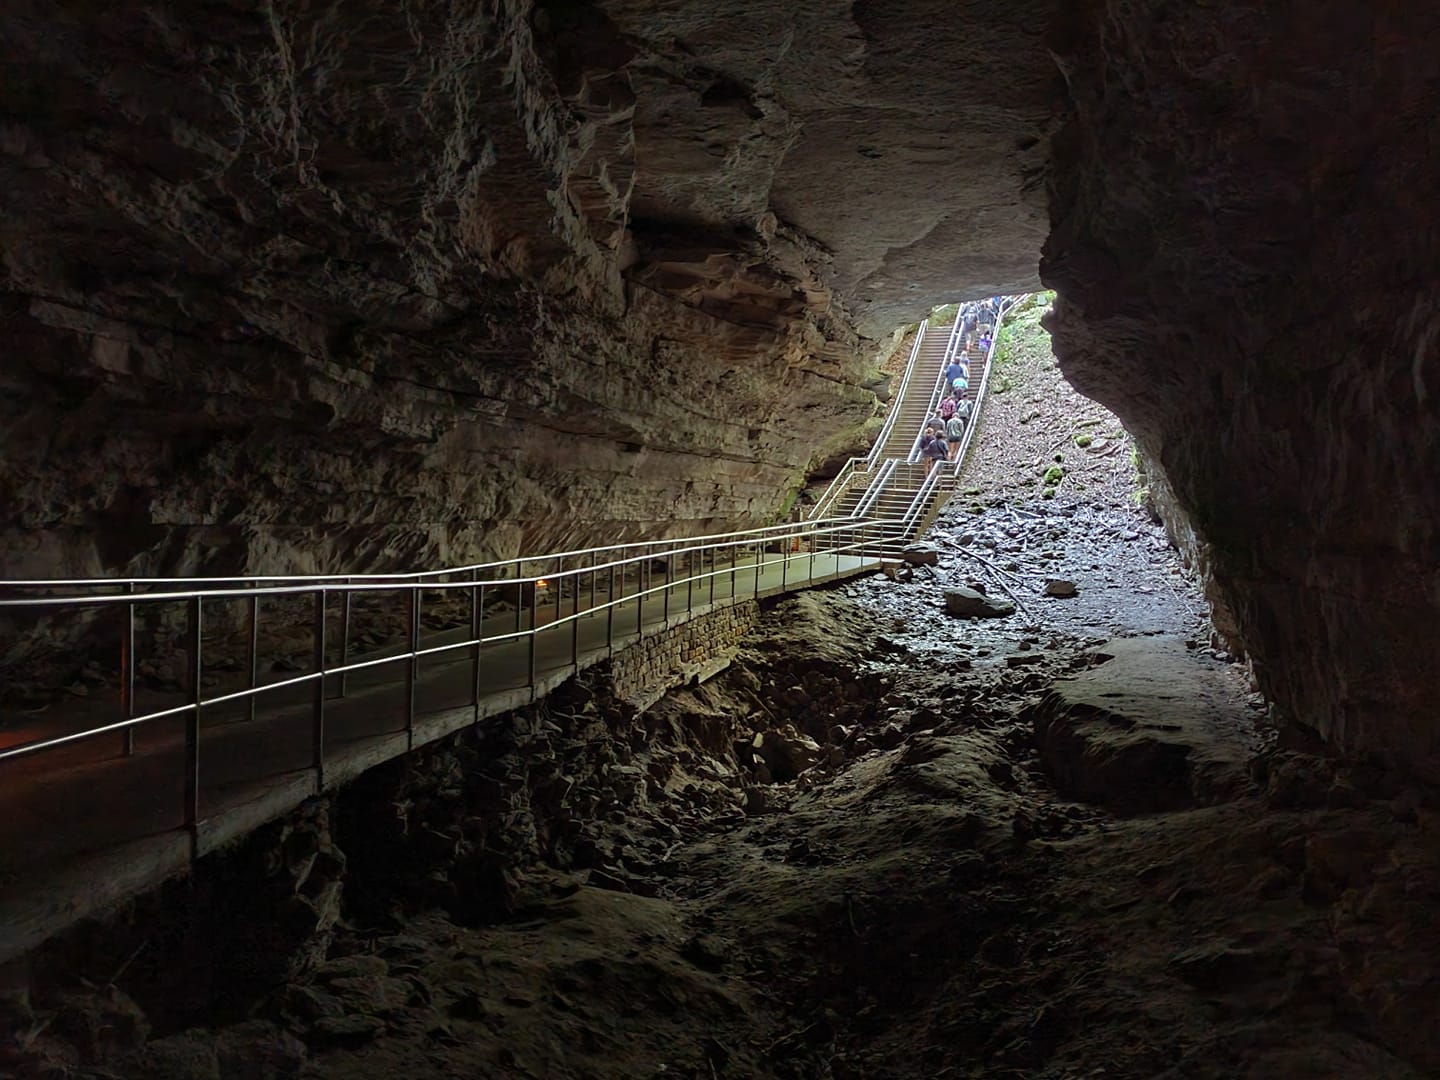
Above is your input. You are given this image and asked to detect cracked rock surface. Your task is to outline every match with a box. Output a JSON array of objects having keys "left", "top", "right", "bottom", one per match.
[{"left": 17, "top": 500, "right": 1440, "bottom": 1078}]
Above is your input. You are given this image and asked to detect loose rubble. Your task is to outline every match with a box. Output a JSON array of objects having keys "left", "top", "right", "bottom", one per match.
[{"left": 11, "top": 329, "right": 1440, "bottom": 1078}]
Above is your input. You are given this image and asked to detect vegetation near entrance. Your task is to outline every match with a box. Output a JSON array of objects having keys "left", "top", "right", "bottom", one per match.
[
  {"left": 923, "top": 302, "right": 959, "bottom": 327},
  {"left": 956, "top": 291, "right": 1143, "bottom": 506},
  {"left": 994, "top": 290, "right": 1056, "bottom": 375}
]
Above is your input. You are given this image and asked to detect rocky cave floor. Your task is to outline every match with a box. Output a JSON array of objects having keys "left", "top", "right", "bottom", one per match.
[
  {"left": 13, "top": 314, "right": 1440, "bottom": 1079},
  {"left": 15, "top": 493, "right": 1440, "bottom": 1079}
]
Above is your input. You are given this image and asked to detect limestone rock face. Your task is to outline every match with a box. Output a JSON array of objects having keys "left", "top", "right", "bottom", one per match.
[
  {"left": 0, "top": 0, "right": 1052, "bottom": 584},
  {"left": 7, "top": 0, "right": 1440, "bottom": 775},
  {"left": 1026, "top": 638, "right": 1258, "bottom": 815},
  {"left": 1041, "top": 0, "right": 1440, "bottom": 769}
]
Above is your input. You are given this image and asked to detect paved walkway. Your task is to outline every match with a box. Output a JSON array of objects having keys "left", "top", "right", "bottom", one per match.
[{"left": 0, "top": 548, "right": 876, "bottom": 961}]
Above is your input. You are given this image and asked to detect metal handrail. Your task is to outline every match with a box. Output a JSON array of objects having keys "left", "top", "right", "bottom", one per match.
[
  {"left": 863, "top": 320, "right": 928, "bottom": 470},
  {"left": 0, "top": 515, "right": 859, "bottom": 594},
  {"left": 809, "top": 318, "right": 935, "bottom": 521},
  {"left": 0, "top": 520, "right": 885, "bottom": 607},
  {"left": 809, "top": 456, "right": 863, "bottom": 521},
  {"left": 851, "top": 459, "right": 899, "bottom": 518},
  {"left": 943, "top": 295, "right": 1015, "bottom": 485},
  {"left": 901, "top": 469, "right": 941, "bottom": 533},
  {"left": 0, "top": 516, "right": 908, "bottom": 772},
  {"left": 907, "top": 307, "right": 970, "bottom": 463},
  {"left": 911, "top": 295, "right": 1021, "bottom": 537}
]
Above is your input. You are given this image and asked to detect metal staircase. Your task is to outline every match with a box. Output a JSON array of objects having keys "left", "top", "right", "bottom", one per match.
[{"left": 811, "top": 296, "right": 1017, "bottom": 548}]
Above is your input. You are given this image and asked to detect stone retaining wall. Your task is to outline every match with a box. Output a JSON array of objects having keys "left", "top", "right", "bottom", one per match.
[{"left": 610, "top": 601, "right": 759, "bottom": 712}]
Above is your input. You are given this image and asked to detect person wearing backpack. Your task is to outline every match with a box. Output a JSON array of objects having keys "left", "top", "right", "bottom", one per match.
[
  {"left": 923, "top": 426, "right": 949, "bottom": 475},
  {"left": 943, "top": 357, "right": 963, "bottom": 391},
  {"left": 946, "top": 413, "right": 966, "bottom": 461},
  {"left": 940, "top": 395, "right": 957, "bottom": 422}
]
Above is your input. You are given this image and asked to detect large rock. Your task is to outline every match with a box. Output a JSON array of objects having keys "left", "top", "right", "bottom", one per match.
[
  {"left": 901, "top": 543, "right": 941, "bottom": 566},
  {"left": 749, "top": 728, "right": 822, "bottom": 782},
  {"left": 115, "top": 1021, "right": 306, "bottom": 1080},
  {"left": 1024, "top": 637, "right": 1259, "bottom": 815},
  {"left": 944, "top": 586, "right": 1016, "bottom": 619}
]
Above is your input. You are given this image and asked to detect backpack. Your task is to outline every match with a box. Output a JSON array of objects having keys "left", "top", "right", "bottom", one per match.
[{"left": 940, "top": 397, "right": 956, "bottom": 420}]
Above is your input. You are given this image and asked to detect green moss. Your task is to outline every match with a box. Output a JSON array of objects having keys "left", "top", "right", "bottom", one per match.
[
  {"left": 928, "top": 303, "right": 960, "bottom": 326},
  {"left": 1041, "top": 486, "right": 1057, "bottom": 499},
  {"left": 1074, "top": 434, "right": 1093, "bottom": 448},
  {"left": 1043, "top": 465, "right": 1065, "bottom": 485}
]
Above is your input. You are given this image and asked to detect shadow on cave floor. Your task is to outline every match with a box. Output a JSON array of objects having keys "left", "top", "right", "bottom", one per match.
[
  {"left": 14, "top": 486, "right": 1440, "bottom": 1079},
  {"left": 12, "top": 303, "right": 1440, "bottom": 1080}
]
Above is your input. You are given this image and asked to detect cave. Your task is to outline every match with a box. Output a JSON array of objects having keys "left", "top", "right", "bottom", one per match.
[{"left": 3, "top": 1, "right": 1440, "bottom": 1076}]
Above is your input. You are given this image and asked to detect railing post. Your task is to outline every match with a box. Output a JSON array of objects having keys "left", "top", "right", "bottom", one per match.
[
  {"left": 607, "top": 561, "right": 616, "bottom": 655},
  {"left": 636, "top": 548, "right": 646, "bottom": 638},
  {"left": 121, "top": 583, "right": 136, "bottom": 756},
  {"left": 781, "top": 534, "right": 789, "bottom": 591},
  {"left": 571, "top": 567, "right": 580, "bottom": 668},
  {"left": 406, "top": 586, "right": 419, "bottom": 749},
  {"left": 246, "top": 588, "right": 259, "bottom": 726},
  {"left": 184, "top": 595, "right": 202, "bottom": 848},
  {"left": 663, "top": 544, "right": 671, "bottom": 622},
  {"left": 312, "top": 588, "right": 326, "bottom": 789},
  {"left": 514, "top": 561, "right": 523, "bottom": 636},
  {"left": 337, "top": 579, "right": 352, "bottom": 698},
  {"left": 753, "top": 540, "right": 761, "bottom": 599},
  {"left": 686, "top": 543, "right": 695, "bottom": 614},
  {"left": 470, "top": 583, "right": 482, "bottom": 709},
  {"left": 528, "top": 581, "right": 538, "bottom": 691}
]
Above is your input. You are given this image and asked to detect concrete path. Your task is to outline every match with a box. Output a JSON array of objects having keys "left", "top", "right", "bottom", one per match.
[{"left": 0, "top": 548, "right": 877, "bottom": 961}]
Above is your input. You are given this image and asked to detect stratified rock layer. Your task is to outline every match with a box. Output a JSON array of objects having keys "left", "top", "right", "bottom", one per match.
[
  {"left": 0, "top": 0, "right": 1052, "bottom": 584},
  {"left": 1043, "top": 1, "right": 1440, "bottom": 768}
]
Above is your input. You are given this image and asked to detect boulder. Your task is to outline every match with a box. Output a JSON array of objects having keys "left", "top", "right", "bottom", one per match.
[
  {"left": 901, "top": 543, "right": 941, "bottom": 566},
  {"left": 944, "top": 586, "right": 1016, "bottom": 619},
  {"left": 1024, "top": 637, "right": 1260, "bottom": 815},
  {"left": 1044, "top": 579, "right": 1078, "bottom": 598},
  {"left": 750, "top": 728, "right": 822, "bottom": 781}
]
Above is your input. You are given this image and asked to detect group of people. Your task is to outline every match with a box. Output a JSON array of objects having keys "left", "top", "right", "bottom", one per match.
[
  {"left": 918, "top": 297, "right": 1004, "bottom": 475},
  {"left": 921, "top": 399, "right": 972, "bottom": 472},
  {"left": 958, "top": 296, "right": 1001, "bottom": 351}
]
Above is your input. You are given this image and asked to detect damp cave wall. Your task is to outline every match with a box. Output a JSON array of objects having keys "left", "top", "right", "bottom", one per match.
[
  {"left": 7, "top": 0, "right": 1440, "bottom": 775},
  {"left": 0, "top": 0, "right": 1050, "bottom": 587},
  {"left": 1041, "top": 0, "right": 1440, "bottom": 770}
]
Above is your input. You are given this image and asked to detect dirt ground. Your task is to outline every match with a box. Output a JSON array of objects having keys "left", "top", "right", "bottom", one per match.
[{"left": 13, "top": 302, "right": 1440, "bottom": 1079}]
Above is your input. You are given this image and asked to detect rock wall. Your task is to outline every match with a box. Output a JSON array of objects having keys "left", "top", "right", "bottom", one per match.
[
  {"left": 0, "top": 0, "right": 1054, "bottom": 584},
  {"left": 0, "top": 3, "right": 841, "bottom": 580},
  {"left": 1042, "top": 0, "right": 1440, "bottom": 768},
  {"left": 9, "top": 0, "right": 1440, "bottom": 771}
]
